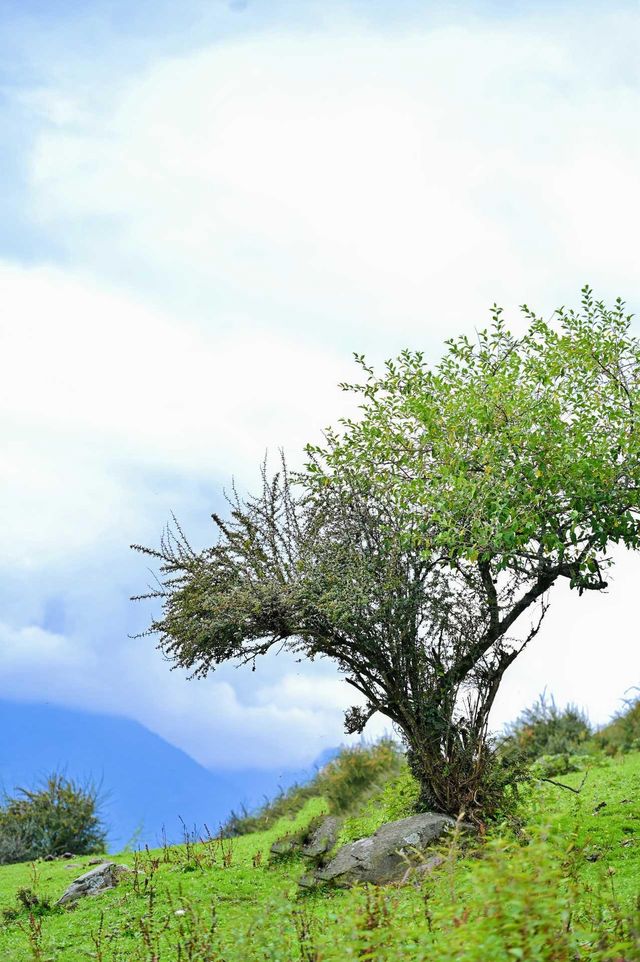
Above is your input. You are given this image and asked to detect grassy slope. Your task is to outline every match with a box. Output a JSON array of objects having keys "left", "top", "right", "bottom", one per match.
[{"left": 0, "top": 755, "right": 638, "bottom": 961}]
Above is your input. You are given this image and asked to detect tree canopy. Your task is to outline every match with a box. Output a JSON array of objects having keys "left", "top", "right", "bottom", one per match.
[{"left": 314, "top": 288, "right": 640, "bottom": 587}]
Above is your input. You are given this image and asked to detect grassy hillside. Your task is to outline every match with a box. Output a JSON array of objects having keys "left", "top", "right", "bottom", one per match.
[{"left": 0, "top": 748, "right": 638, "bottom": 961}]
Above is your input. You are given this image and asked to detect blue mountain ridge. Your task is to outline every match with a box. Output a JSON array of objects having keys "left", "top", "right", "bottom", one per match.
[{"left": 0, "top": 700, "right": 337, "bottom": 852}]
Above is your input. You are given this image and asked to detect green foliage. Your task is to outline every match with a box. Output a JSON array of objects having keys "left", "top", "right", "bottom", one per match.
[
  {"left": 417, "top": 827, "right": 637, "bottom": 962},
  {"left": 321, "top": 740, "right": 403, "bottom": 814},
  {"left": 223, "top": 740, "right": 403, "bottom": 836},
  {"left": 501, "top": 692, "right": 593, "bottom": 762},
  {"left": 319, "top": 288, "right": 640, "bottom": 578},
  {"left": 530, "top": 753, "right": 591, "bottom": 778},
  {"left": 0, "top": 774, "right": 106, "bottom": 865}
]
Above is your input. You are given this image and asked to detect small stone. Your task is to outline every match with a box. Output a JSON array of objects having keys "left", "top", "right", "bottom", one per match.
[{"left": 56, "top": 862, "right": 131, "bottom": 905}]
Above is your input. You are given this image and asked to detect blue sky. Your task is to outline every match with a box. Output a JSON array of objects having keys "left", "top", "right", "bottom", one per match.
[{"left": 1, "top": 0, "right": 639, "bottom": 772}]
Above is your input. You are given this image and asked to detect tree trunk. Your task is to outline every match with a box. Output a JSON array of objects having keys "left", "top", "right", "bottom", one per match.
[{"left": 400, "top": 705, "right": 496, "bottom": 819}]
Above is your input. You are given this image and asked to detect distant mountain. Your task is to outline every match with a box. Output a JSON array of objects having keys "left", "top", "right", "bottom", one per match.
[{"left": 0, "top": 700, "right": 333, "bottom": 852}]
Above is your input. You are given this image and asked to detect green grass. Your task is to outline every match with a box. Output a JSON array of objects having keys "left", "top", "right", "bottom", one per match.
[
  {"left": 531, "top": 752, "right": 640, "bottom": 903},
  {"left": 0, "top": 797, "right": 329, "bottom": 961},
  {"left": 1, "top": 755, "right": 639, "bottom": 961}
]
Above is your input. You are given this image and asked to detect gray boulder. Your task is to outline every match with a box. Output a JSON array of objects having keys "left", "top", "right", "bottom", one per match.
[
  {"left": 310, "top": 813, "right": 463, "bottom": 887},
  {"left": 56, "top": 862, "right": 130, "bottom": 905}
]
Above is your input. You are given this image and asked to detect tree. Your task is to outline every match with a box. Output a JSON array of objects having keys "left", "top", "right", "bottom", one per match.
[
  {"left": 0, "top": 774, "right": 106, "bottom": 864},
  {"left": 135, "top": 289, "right": 640, "bottom": 818}
]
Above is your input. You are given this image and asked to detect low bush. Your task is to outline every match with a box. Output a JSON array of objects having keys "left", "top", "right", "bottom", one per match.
[
  {"left": 500, "top": 692, "right": 592, "bottom": 762},
  {"left": 0, "top": 773, "right": 106, "bottom": 864},
  {"left": 530, "top": 753, "right": 593, "bottom": 778},
  {"left": 337, "top": 766, "right": 420, "bottom": 843}
]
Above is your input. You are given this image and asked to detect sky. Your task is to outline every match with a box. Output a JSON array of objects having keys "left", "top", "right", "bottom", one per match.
[{"left": 1, "top": 0, "right": 639, "bottom": 773}]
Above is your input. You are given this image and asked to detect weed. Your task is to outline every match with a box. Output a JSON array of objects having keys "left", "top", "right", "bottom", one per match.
[
  {"left": 293, "top": 906, "right": 320, "bottom": 962},
  {"left": 18, "top": 914, "right": 46, "bottom": 962}
]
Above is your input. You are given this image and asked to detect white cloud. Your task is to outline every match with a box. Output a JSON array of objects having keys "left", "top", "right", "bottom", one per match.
[
  {"left": 0, "top": 623, "right": 79, "bottom": 670},
  {"left": 0, "top": 259, "right": 354, "bottom": 563},
  {"left": 26, "top": 18, "right": 640, "bottom": 346}
]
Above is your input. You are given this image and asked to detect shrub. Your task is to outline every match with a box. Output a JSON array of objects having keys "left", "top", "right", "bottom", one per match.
[
  {"left": 0, "top": 773, "right": 107, "bottom": 864},
  {"left": 596, "top": 691, "right": 640, "bottom": 754},
  {"left": 420, "top": 828, "right": 635, "bottom": 962},
  {"left": 530, "top": 753, "right": 591, "bottom": 778},
  {"left": 321, "top": 741, "right": 403, "bottom": 813},
  {"left": 501, "top": 692, "right": 592, "bottom": 763}
]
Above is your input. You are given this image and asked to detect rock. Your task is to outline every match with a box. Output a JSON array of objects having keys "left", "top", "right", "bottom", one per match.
[
  {"left": 56, "top": 862, "right": 131, "bottom": 905},
  {"left": 301, "top": 817, "right": 342, "bottom": 860},
  {"left": 310, "top": 813, "right": 466, "bottom": 887},
  {"left": 61, "top": 852, "right": 75, "bottom": 859}
]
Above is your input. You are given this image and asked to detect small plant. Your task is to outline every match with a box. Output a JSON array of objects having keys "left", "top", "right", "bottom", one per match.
[
  {"left": 353, "top": 888, "right": 392, "bottom": 961},
  {"left": 293, "top": 906, "right": 320, "bottom": 962},
  {"left": 251, "top": 849, "right": 263, "bottom": 868},
  {"left": 171, "top": 898, "right": 221, "bottom": 962},
  {"left": 17, "top": 913, "right": 47, "bottom": 962},
  {"left": 219, "top": 835, "right": 233, "bottom": 869},
  {"left": 3, "top": 865, "right": 56, "bottom": 923}
]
